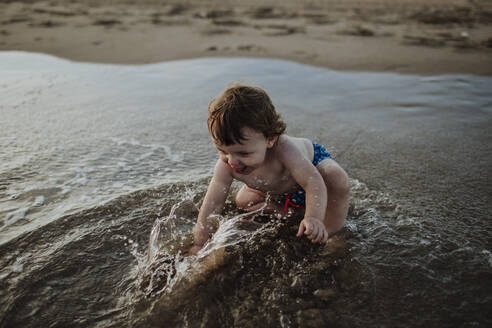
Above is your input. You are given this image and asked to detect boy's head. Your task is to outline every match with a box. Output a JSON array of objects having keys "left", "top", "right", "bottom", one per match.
[{"left": 208, "top": 84, "right": 286, "bottom": 145}]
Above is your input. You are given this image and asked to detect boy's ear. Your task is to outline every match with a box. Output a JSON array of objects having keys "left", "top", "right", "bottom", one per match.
[{"left": 266, "top": 136, "right": 278, "bottom": 148}]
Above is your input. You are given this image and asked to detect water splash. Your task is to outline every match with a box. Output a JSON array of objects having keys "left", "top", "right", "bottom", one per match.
[{"left": 138, "top": 193, "right": 274, "bottom": 300}]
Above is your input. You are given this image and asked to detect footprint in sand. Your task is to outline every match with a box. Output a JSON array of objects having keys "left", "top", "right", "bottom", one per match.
[
  {"left": 93, "top": 18, "right": 122, "bottom": 26},
  {"left": 255, "top": 24, "right": 305, "bottom": 36},
  {"left": 237, "top": 44, "right": 265, "bottom": 52},
  {"left": 336, "top": 25, "right": 375, "bottom": 37},
  {"left": 212, "top": 19, "right": 244, "bottom": 27},
  {"left": 162, "top": 4, "right": 188, "bottom": 16},
  {"left": 29, "top": 20, "right": 65, "bottom": 28},
  {"left": 194, "top": 9, "right": 234, "bottom": 19}
]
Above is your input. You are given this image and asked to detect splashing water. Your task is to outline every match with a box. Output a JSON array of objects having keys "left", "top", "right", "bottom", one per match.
[{"left": 138, "top": 191, "right": 274, "bottom": 300}]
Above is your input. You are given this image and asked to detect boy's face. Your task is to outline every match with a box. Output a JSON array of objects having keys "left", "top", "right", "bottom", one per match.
[{"left": 213, "top": 127, "right": 276, "bottom": 175}]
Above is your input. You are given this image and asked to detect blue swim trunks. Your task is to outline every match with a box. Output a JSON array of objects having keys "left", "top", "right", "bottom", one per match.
[{"left": 282, "top": 142, "right": 331, "bottom": 212}]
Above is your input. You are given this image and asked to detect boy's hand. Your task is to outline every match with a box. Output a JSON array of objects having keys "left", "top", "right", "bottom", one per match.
[{"left": 296, "top": 217, "right": 328, "bottom": 244}]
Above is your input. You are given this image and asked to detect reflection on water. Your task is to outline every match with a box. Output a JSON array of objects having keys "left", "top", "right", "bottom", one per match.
[{"left": 0, "top": 52, "right": 491, "bottom": 327}]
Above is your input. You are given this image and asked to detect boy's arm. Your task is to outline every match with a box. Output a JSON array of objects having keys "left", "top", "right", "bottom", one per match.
[
  {"left": 191, "top": 159, "right": 233, "bottom": 252},
  {"left": 278, "top": 141, "right": 328, "bottom": 243}
]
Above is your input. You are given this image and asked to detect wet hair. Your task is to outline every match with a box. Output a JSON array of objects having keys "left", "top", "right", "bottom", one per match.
[{"left": 207, "top": 84, "right": 286, "bottom": 145}]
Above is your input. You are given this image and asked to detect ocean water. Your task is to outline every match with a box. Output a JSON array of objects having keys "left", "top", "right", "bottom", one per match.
[{"left": 0, "top": 52, "right": 491, "bottom": 327}]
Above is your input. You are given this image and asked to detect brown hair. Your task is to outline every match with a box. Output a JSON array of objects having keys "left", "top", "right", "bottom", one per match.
[{"left": 207, "top": 84, "right": 286, "bottom": 145}]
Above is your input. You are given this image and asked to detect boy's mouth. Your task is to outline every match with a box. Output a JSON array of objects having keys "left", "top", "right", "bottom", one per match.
[{"left": 233, "top": 166, "right": 247, "bottom": 174}]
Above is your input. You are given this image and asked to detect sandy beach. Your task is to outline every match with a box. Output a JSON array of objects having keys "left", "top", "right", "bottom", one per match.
[{"left": 1, "top": 0, "right": 492, "bottom": 75}]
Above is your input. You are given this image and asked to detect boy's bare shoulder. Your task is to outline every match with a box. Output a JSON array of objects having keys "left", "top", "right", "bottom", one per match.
[{"left": 275, "top": 135, "right": 313, "bottom": 160}]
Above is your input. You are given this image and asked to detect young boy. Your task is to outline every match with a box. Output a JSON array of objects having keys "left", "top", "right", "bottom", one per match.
[{"left": 189, "top": 84, "right": 349, "bottom": 255}]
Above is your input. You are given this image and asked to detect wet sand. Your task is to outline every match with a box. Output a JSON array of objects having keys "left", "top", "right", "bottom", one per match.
[{"left": 1, "top": 0, "right": 492, "bottom": 75}]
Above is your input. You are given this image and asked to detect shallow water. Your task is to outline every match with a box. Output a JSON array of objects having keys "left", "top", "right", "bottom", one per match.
[{"left": 1, "top": 52, "right": 491, "bottom": 327}]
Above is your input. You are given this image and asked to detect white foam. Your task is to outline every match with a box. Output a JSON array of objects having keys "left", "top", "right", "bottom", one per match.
[
  {"left": 12, "top": 257, "right": 24, "bottom": 273},
  {"left": 419, "top": 239, "right": 431, "bottom": 246},
  {"left": 64, "top": 167, "right": 89, "bottom": 186},
  {"left": 2, "top": 207, "right": 29, "bottom": 231},
  {"left": 110, "top": 137, "right": 183, "bottom": 163},
  {"left": 481, "top": 249, "right": 492, "bottom": 268},
  {"left": 61, "top": 187, "right": 72, "bottom": 194},
  {"left": 33, "top": 195, "right": 45, "bottom": 206}
]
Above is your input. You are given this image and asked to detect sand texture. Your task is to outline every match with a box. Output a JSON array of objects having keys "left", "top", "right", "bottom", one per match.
[{"left": 1, "top": 0, "right": 492, "bottom": 75}]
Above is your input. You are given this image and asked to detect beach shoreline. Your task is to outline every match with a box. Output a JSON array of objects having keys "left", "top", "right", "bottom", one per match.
[
  {"left": 2, "top": 2, "right": 492, "bottom": 325},
  {"left": 1, "top": 0, "right": 492, "bottom": 75}
]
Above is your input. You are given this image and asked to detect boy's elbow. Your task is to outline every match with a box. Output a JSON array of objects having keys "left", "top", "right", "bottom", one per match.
[
  {"left": 321, "top": 165, "right": 350, "bottom": 198},
  {"left": 335, "top": 169, "right": 350, "bottom": 197}
]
